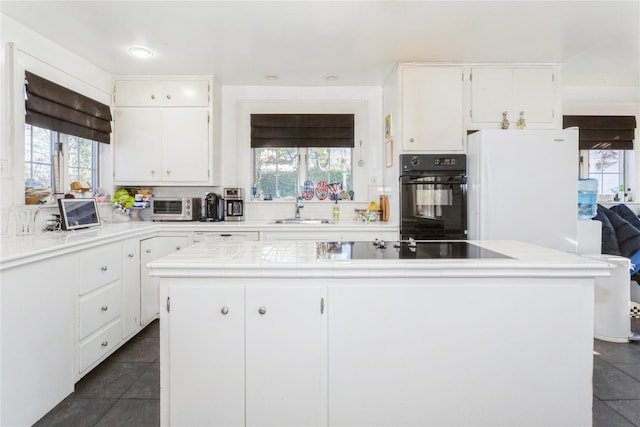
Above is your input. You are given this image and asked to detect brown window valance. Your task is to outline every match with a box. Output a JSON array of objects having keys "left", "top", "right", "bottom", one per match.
[
  {"left": 251, "top": 114, "right": 354, "bottom": 148},
  {"left": 24, "top": 71, "right": 112, "bottom": 144},
  {"left": 564, "top": 115, "right": 636, "bottom": 150}
]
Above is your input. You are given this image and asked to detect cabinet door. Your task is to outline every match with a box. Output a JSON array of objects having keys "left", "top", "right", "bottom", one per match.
[
  {"left": 512, "top": 68, "right": 555, "bottom": 124},
  {"left": 245, "top": 285, "right": 323, "bottom": 427},
  {"left": 470, "top": 67, "right": 513, "bottom": 124},
  {"left": 140, "top": 236, "right": 189, "bottom": 325},
  {"left": 169, "top": 285, "right": 245, "bottom": 427},
  {"left": 470, "top": 67, "right": 556, "bottom": 126},
  {"left": 161, "top": 108, "right": 210, "bottom": 183},
  {"left": 162, "top": 80, "right": 209, "bottom": 107},
  {"left": 113, "top": 108, "right": 162, "bottom": 182},
  {"left": 122, "top": 238, "right": 141, "bottom": 339},
  {"left": 402, "top": 67, "right": 464, "bottom": 152},
  {"left": 114, "top": 80, "right": 162, "bottom": 107}
]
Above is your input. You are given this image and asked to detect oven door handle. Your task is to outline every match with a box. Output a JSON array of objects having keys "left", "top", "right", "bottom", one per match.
[{"left": 402, "top": 180, "right": 467, "bottom": 185}]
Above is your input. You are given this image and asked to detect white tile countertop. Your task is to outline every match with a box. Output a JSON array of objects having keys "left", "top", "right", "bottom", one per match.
[
  {"left": 147, "top": 239, "right": 611, "bottom": 279},
  {"left": 0, "top": 220, "right": 397, "bottom": 270}
]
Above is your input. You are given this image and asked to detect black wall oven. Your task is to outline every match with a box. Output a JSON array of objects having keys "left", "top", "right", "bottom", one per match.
[{"left": 399, "top": 154, "right": 467, "bottom": 240}]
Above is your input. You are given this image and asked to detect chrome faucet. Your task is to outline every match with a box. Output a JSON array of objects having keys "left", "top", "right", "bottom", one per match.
[{"left": 295, "top": 197, "right": 304, "bottom": 219}]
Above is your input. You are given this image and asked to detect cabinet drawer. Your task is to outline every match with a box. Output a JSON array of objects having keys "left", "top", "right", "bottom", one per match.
[
  {"left": 79, "top": 319, "right": 122, "bottom": 373},
  {"left": 79, "top": 243, "right": 122, "bottom": 295},
  {"left": 79, "top": 282, "right": 122, "bottom": 340}
]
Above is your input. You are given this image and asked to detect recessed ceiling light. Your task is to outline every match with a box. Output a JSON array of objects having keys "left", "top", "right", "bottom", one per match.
[
  {"left": 128, "top": 46, "right": 153, "bottom": 59},
  {"left": 265, "top": 74, "right": 279, "bottom": 81},
  {"left": 325, "top": 75, "right": 338, "bottom": 81}
]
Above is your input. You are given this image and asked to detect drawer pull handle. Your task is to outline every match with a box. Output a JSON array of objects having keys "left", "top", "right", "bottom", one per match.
[
  {"left": 101, "top": 306, "right": 108, "bottom": 312},
  {"left": 221, "top": 306, "right": 229, "bottom": 315},
  {"left": 258, "top": 306, "right": 266, "bottom": 315},
  {"left": 101, "top": 341, "right": 108, "bottom": 347},
  {"left": 101, "top": 266, "right": 108, "bottom": 272}
]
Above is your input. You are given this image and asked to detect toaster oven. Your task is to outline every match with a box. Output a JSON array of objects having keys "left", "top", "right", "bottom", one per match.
[{"left": 151, "top": 197, "right": 202, "bottom": 221}]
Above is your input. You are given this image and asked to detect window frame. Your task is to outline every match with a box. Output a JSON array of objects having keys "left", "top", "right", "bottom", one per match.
[
  {"left": 24, "top": 124, "right": 100, "bottom": 194},
  {"left": 580, "top": 148, "right": 633, "bottom": 198},
  {"left": 252, "top": 146, "right": 353, "bottom": 200}
]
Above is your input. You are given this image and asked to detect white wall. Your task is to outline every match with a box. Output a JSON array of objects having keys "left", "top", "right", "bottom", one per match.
[{"left": 0, "top": 15, "right": 112, "bottom": 235}]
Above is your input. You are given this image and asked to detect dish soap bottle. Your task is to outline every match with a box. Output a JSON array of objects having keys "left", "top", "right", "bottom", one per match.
[{"left": 332, "top": 201, "right": 339, "bottom": 222}]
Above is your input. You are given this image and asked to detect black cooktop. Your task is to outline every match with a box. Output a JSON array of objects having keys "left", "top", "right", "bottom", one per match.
[{"left": 316, "top": 240, "right": 512, "bottom": 260}]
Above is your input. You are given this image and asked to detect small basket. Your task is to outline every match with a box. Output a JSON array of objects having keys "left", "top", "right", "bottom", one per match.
[{"left": 354, "top": 209, "right": 381, "bottom": 222}]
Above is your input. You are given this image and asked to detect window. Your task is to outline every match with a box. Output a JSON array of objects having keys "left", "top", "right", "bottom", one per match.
[
  {"left": 24, "top": 124, "right": 99, "bottom": 192},
  {"left": 586, "top": 149, "right": 627, "bottom": 196},
  {"left": 253, "top": 147, "right": 352, "bottom": 199}
]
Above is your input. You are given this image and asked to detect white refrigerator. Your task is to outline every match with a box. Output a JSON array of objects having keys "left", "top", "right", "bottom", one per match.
[{"left": 467, "top": 129, "right": 579, "bottom": 253}]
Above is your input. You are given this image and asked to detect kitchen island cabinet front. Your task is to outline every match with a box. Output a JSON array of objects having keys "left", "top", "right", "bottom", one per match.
[
  {"left": 162, "top": 280, "right": 324, "bottom": 427},
  {"left": 150, "top": 240, "right": 609, "bottom": 427}
]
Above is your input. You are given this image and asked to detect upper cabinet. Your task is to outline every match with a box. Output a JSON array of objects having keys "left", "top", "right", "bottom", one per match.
[
  {"left": 468, "top": 66, "right": 560, "bottom": 129},
  {"left": 113, "top": 78, "right": 213, "bottom": 185},
  {"left": 114, "top": 80, "right": 209, "bottom": 107},
  {"left": 401, "top": 66, "right": 464, "bottom": 152}
]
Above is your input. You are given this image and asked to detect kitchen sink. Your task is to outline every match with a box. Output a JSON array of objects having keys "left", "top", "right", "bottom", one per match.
[{"left": 272, "top": 218, "right": 334, "bottom": 224}]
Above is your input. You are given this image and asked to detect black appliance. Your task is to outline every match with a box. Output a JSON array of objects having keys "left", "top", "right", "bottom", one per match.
[
  {"left": 204, "top": 192, "right": 224, "bottom": 222},
  {"left": 316, "top": 240, "right": 511, "bottom": 261},
  {"left": 399, "top": 154, "right": 467, "bottom": 240}
]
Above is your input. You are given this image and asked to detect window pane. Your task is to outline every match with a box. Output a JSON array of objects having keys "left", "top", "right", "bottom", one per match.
[
  {"left": 588, "top": 150, "right": 624, "bottom": 195},
  {"left": 307, "top": 148, "right": 352, "bottom": 191},
  {"left": 66, "top": 134, "right": 98, "bottom": 188},
  {"left": 254, "top": 148, "right": 299, "bottom": 199},
  {"left": 24, "top": 124, "right": 54, "bottom": 188}
]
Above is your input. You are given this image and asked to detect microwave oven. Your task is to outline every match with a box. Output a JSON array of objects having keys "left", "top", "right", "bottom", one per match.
[{"left": 151, "top": 198, "right": 202, "bottom": 221}]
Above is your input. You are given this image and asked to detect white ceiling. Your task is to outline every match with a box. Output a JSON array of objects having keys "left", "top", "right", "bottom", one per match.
[{"left": 1, "top": 1, "right": 639, "bottom": 88}]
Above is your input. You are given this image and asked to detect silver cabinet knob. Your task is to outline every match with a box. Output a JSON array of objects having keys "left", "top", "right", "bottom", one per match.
[
  {"left": 101, "top": 341, "right": 108, "bottom": 347},
  {"left": 128, "top": 253, "right": 134, "bottom": 258},
  {"left": 409, "top": 137, "right": 415, "bottom": 143},
  {"left": 166, "top": 169, "right": 172, "bottom": 175},
  {"left": 101, "top": 266, "right": 108, "bottom": 272},
  {"left": 166, "top": 94, "right": 171, "bottom": 100},
  {"left": 101, "top": 306, "right": 108, "bottom": 312},
  {"left": 258, "top": 306, "right": 267, "bottom": 315},
  {"left": 221, "top": 306, "right": 229, "bottom": 315},
  {"left": 150, "top": 170, "right": 155, "bottom": 175},
  {"left": 146, "top": 249, "right": 152, "bottom": 254},
  {"left": 176, "top": 246, "right": 181, "bottom": 251},
  {"left": 151, "top": 94, "right": 155, "bottom": 100}
]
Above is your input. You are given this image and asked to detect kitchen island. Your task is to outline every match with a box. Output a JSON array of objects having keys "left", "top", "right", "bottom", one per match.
[{"left": 149, "top": 239, "right": 609, "bottom": 427}]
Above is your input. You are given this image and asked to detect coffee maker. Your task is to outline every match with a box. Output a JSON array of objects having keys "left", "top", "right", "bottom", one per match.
[
  {"left": 203, "top": 192, "right": 224, "bottom": 221},
  {"left": 224, "top": 188, "right": 244, "bottom": 221}
]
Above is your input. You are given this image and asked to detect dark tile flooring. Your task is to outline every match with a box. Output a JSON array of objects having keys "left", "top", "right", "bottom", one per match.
[
  {"left": 35, "top": 318, "right": 640, "bottom": 426},
  {"left": 35, "top": 320, "right": 160, "bottom": 427}
]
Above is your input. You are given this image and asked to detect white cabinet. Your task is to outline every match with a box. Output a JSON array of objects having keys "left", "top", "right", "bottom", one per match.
[
  {"left": 1, "top": 255, "right": 76, "bottom": 427},
  {"left": 163, "top": 280, "right": 324, "bottom": 426},
  {"left": 401, "top": 66, "right": 464, "bottom": 152},
  {"left": 469, "top": 67, "right": 558, "bottom": 128},
  {"left": 114, "top": 80, "right": 209, "bottom": 107},
  {"left": 122, "top": 238, "right": 141, "bottom": 339},
  {"left": 140, "top": 235, "right": 189, "bottom": 326},
  {"left": 77, "top": 242, "right": 123, "bottom": 375},
  {"left": 113, "top": 79, "right": 211, "bottom": 185}
]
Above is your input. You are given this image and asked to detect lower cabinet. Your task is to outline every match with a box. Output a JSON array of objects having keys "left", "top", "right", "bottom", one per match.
[
  {"left": 77, "top": 242, "right": 123, "bottom": 376},
  {"left": 162, "top": 279, "right": 324, "bottom": 426},
  {"left": 122, "top": 238, "right": 141, "bottom": 339},
  {"left": 1, "top": 255, "right": 77, "bottom": 427},
  {"left": 140, "top": 235, "right": 189, "bottom": 326}
]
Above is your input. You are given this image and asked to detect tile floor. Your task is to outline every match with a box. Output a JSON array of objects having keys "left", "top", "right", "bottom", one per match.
[{"left": 35, "top": 318, "right": 640, "bottom": 426}]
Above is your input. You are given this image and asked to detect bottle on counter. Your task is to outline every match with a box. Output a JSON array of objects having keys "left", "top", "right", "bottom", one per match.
[{"left": 333, "top": 203, "right": 339, "bottom": 222}]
